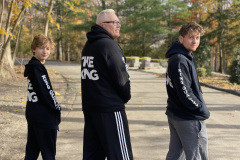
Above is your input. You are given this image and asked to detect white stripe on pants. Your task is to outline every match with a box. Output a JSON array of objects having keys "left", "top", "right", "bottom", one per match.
[{"left": 115, "top": 111, "right": 130, "bottom": 160}]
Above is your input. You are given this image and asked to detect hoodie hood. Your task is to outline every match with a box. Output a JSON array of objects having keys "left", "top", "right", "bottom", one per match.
[
  {"left": 165, "top": 41, "right": 193, "bottom": 60},
  {"left": 24, "top": 57, "right": 41, "bottom": 77},
  {"left": 86, "top": 25, "right": 113, "bottom": 43}
]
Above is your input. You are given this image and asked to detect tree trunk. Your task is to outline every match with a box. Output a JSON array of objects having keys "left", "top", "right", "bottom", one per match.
[
  {"left": 217, "top": 0, "right": 225, "bottom": 73},
  {"left": 142, "top": 31, "right": 146, "bottom": 57},
  {"left": 0, "top": 0, "right": 4, "bottom": 29},
  {"left": 4, "top": 0, "right": 14, "bottom": 42},
  {"left": 0, "top": 0, "right": 5, "bottom": 50},
  {"left": 214, "top": 48, "right": 218, "bottom": 72},
  {"left": 29, "top": 7, "right": 34, "bottom": 41},
  {"left": 66, "top": 13, "right": 70, "bottom": 62},
  {"left": 0, "top": 41, "right": 16, "bottom": 79},
  {"left": 67, "top": 31, "right": 70, "bottom": 62},
  {"left": 57, "top": 40, "right": 63, "bottom": 61},
  {"left": 12, "top": 23, "right": 23, "bottom": 63},
  {"left": 1, "top": 3, "right": 26, "bottom": 62},
  {"left": 44, "top": 0, "right": 54, "bottom": 36},
  {"left": 115, "top": 0, "right": 119, "bottom": 16},
  {"left": 0, "top": 0, "right": 25, "bottom": 79},
  {"left": 219, "top": 46, "right": 222, "bottom": 72},
  {"left": 0, "top": 0, "right": 15, "bottom": 79},
  {"left": 214, "top": 55, "right": 217, "bottom": 72},
  {"left": 101, "top": 0, "right": 106, "bottom": 10},
  {"left": 220, "top": 48, "right": 225, "bottom": 73},
  {"left": 56, "top": 3, "right": 63, "bottom": 61}
]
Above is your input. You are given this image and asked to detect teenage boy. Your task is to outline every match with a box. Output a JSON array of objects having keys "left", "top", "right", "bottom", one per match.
[
  {"left": 24, "top": 34, "right": 61, "bottom": 160},
  {"left": 165, "top": 22, "right": 210, "bottom": 160}
]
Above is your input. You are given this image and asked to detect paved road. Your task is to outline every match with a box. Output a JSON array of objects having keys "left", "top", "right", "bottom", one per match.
[
  {"left": 45, "top": 61, "right": 240, "bottom": 160},
  {"left": 1, "top": 60, "right": 239, "bottom": 160}
]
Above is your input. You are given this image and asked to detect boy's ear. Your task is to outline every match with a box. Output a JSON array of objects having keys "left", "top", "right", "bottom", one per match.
[{"left": 179, "top": 36, "right": 183, "bottom": 44}]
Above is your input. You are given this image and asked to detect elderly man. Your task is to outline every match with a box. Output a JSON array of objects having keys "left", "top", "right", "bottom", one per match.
[{"left": 81, "top": 9, "right": 133, "bottom": 160}]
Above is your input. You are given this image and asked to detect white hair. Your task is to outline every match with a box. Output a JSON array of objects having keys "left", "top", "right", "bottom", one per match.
[{"left": 96, "top": 9, "right": 115, "bottom": 24}]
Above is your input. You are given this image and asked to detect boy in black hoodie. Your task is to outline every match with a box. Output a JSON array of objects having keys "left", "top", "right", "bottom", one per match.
[
  {"left": 24, "top": 34, "right": 61, "bottom": 160},
  {"left": 165, "top": 22, "right": 210, "bottom": 160}
]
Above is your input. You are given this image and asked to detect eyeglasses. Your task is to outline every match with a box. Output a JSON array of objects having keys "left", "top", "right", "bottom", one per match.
[{"left": 102, "top": 21, "right": 121, "bottom": 26}]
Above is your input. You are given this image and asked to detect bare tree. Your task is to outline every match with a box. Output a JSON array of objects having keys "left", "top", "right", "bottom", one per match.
[
  {"left": 0, "top": 0, "right": 4, "bottom": 29},
  {"left": 0, "top": 0, "right": 5, "bottom": 50},
  {"left": 1, "top": 3, "right": 26, "bottom": 62},
  {"left": 44, "top": 0, "right": 54, "bottom": 36},
  {"left": 13, "top": 23, "right": 23, "bottom": 63},
  {"left": 0, "top": 0, "right": 26, "bottom": 79}
]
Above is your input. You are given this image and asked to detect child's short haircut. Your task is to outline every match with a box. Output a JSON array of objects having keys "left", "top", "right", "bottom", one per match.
[
  {"left": 31, "top": 34, "right": 55, "bottom": 55},
  {"left": 179, "top": 22, "right": 204, "bottom": 37}
]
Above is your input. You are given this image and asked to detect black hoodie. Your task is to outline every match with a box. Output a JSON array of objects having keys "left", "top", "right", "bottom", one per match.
[
  {"left": 165, "top": 41, "right": 210, "bottom": 120},
  {"left": 81, "top": 25, "right": 131, "bottom": 112},
  {"left": 24, "top": 57, "right": 61, "bottom": 130}
]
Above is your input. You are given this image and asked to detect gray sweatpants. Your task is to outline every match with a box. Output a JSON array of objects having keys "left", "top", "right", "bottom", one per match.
[{"left": 166, "top": 116, "right": 208, "bottom": 160}]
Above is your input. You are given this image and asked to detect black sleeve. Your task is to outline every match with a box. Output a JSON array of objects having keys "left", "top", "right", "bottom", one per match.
[
  {"left": 29, "top": 64, "right": 61, "bottom": 111},
  {"left": 171, "top": 60, "right": 206, "bottom": 111},
  {"left": 105, "top": 43, "right": 131, "bottom": 103}
]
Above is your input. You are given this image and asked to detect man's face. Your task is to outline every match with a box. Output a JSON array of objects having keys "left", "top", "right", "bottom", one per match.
[
  {"left": 179, "top": 32, "right": 200, "bottom": 52},
  {"left": 100, "top": 13, "right": 121, "bottom": 39},
  {"left": 33, "top": 43, "right": 51, "bottom": 64}
]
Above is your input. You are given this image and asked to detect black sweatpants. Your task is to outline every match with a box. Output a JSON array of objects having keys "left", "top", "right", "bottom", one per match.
[
  {"left": 24, "top": 124, "right": 57, "bottom": 160},
  {"left": 83, "top": 110, "right": 133, "bottom": 160}
]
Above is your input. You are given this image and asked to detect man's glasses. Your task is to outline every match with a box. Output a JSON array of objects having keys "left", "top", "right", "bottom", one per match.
[{"left": 102, "top": 21, "right": 121, "bottom": 26}]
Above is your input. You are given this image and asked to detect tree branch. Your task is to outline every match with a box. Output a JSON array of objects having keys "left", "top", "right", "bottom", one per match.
[
  {"left": 0, "top": 4, "right": 26, "bottom": 62},
  {"left": 44, "top": 0, "right": 54, "bottom": 36}
]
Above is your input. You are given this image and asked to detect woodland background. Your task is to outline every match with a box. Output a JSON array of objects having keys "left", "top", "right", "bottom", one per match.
[{"left": 0, "top": 0, "right": 240, "bottom": 79}]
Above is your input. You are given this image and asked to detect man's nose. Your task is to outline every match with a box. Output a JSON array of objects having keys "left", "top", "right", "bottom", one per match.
[{"left": 117, "top": 23, "right": 121, "bottom": 28}]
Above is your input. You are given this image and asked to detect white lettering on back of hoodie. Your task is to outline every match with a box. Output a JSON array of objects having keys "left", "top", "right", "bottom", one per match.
[
  {"left": 27, "top": 79, "right": 38, "bottom": 102},
  {"left": 81, "top": 56, "right": 99, "bottom": 80}
]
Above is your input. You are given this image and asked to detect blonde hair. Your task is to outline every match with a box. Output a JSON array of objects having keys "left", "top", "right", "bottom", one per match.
[
  {"left": 31, "top": 34, "right": 55, "bottom": 55},
  {"left": 96, "top": 9, "right": 115, "bottom": 24}
]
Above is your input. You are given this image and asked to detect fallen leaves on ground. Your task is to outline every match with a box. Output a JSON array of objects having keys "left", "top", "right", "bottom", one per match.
[
  {"left": 55, "top": 92, "right": 61, "bottom": 96},
  {"left": 199, "top": 76, "right": 240, "bottom": 91}
]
